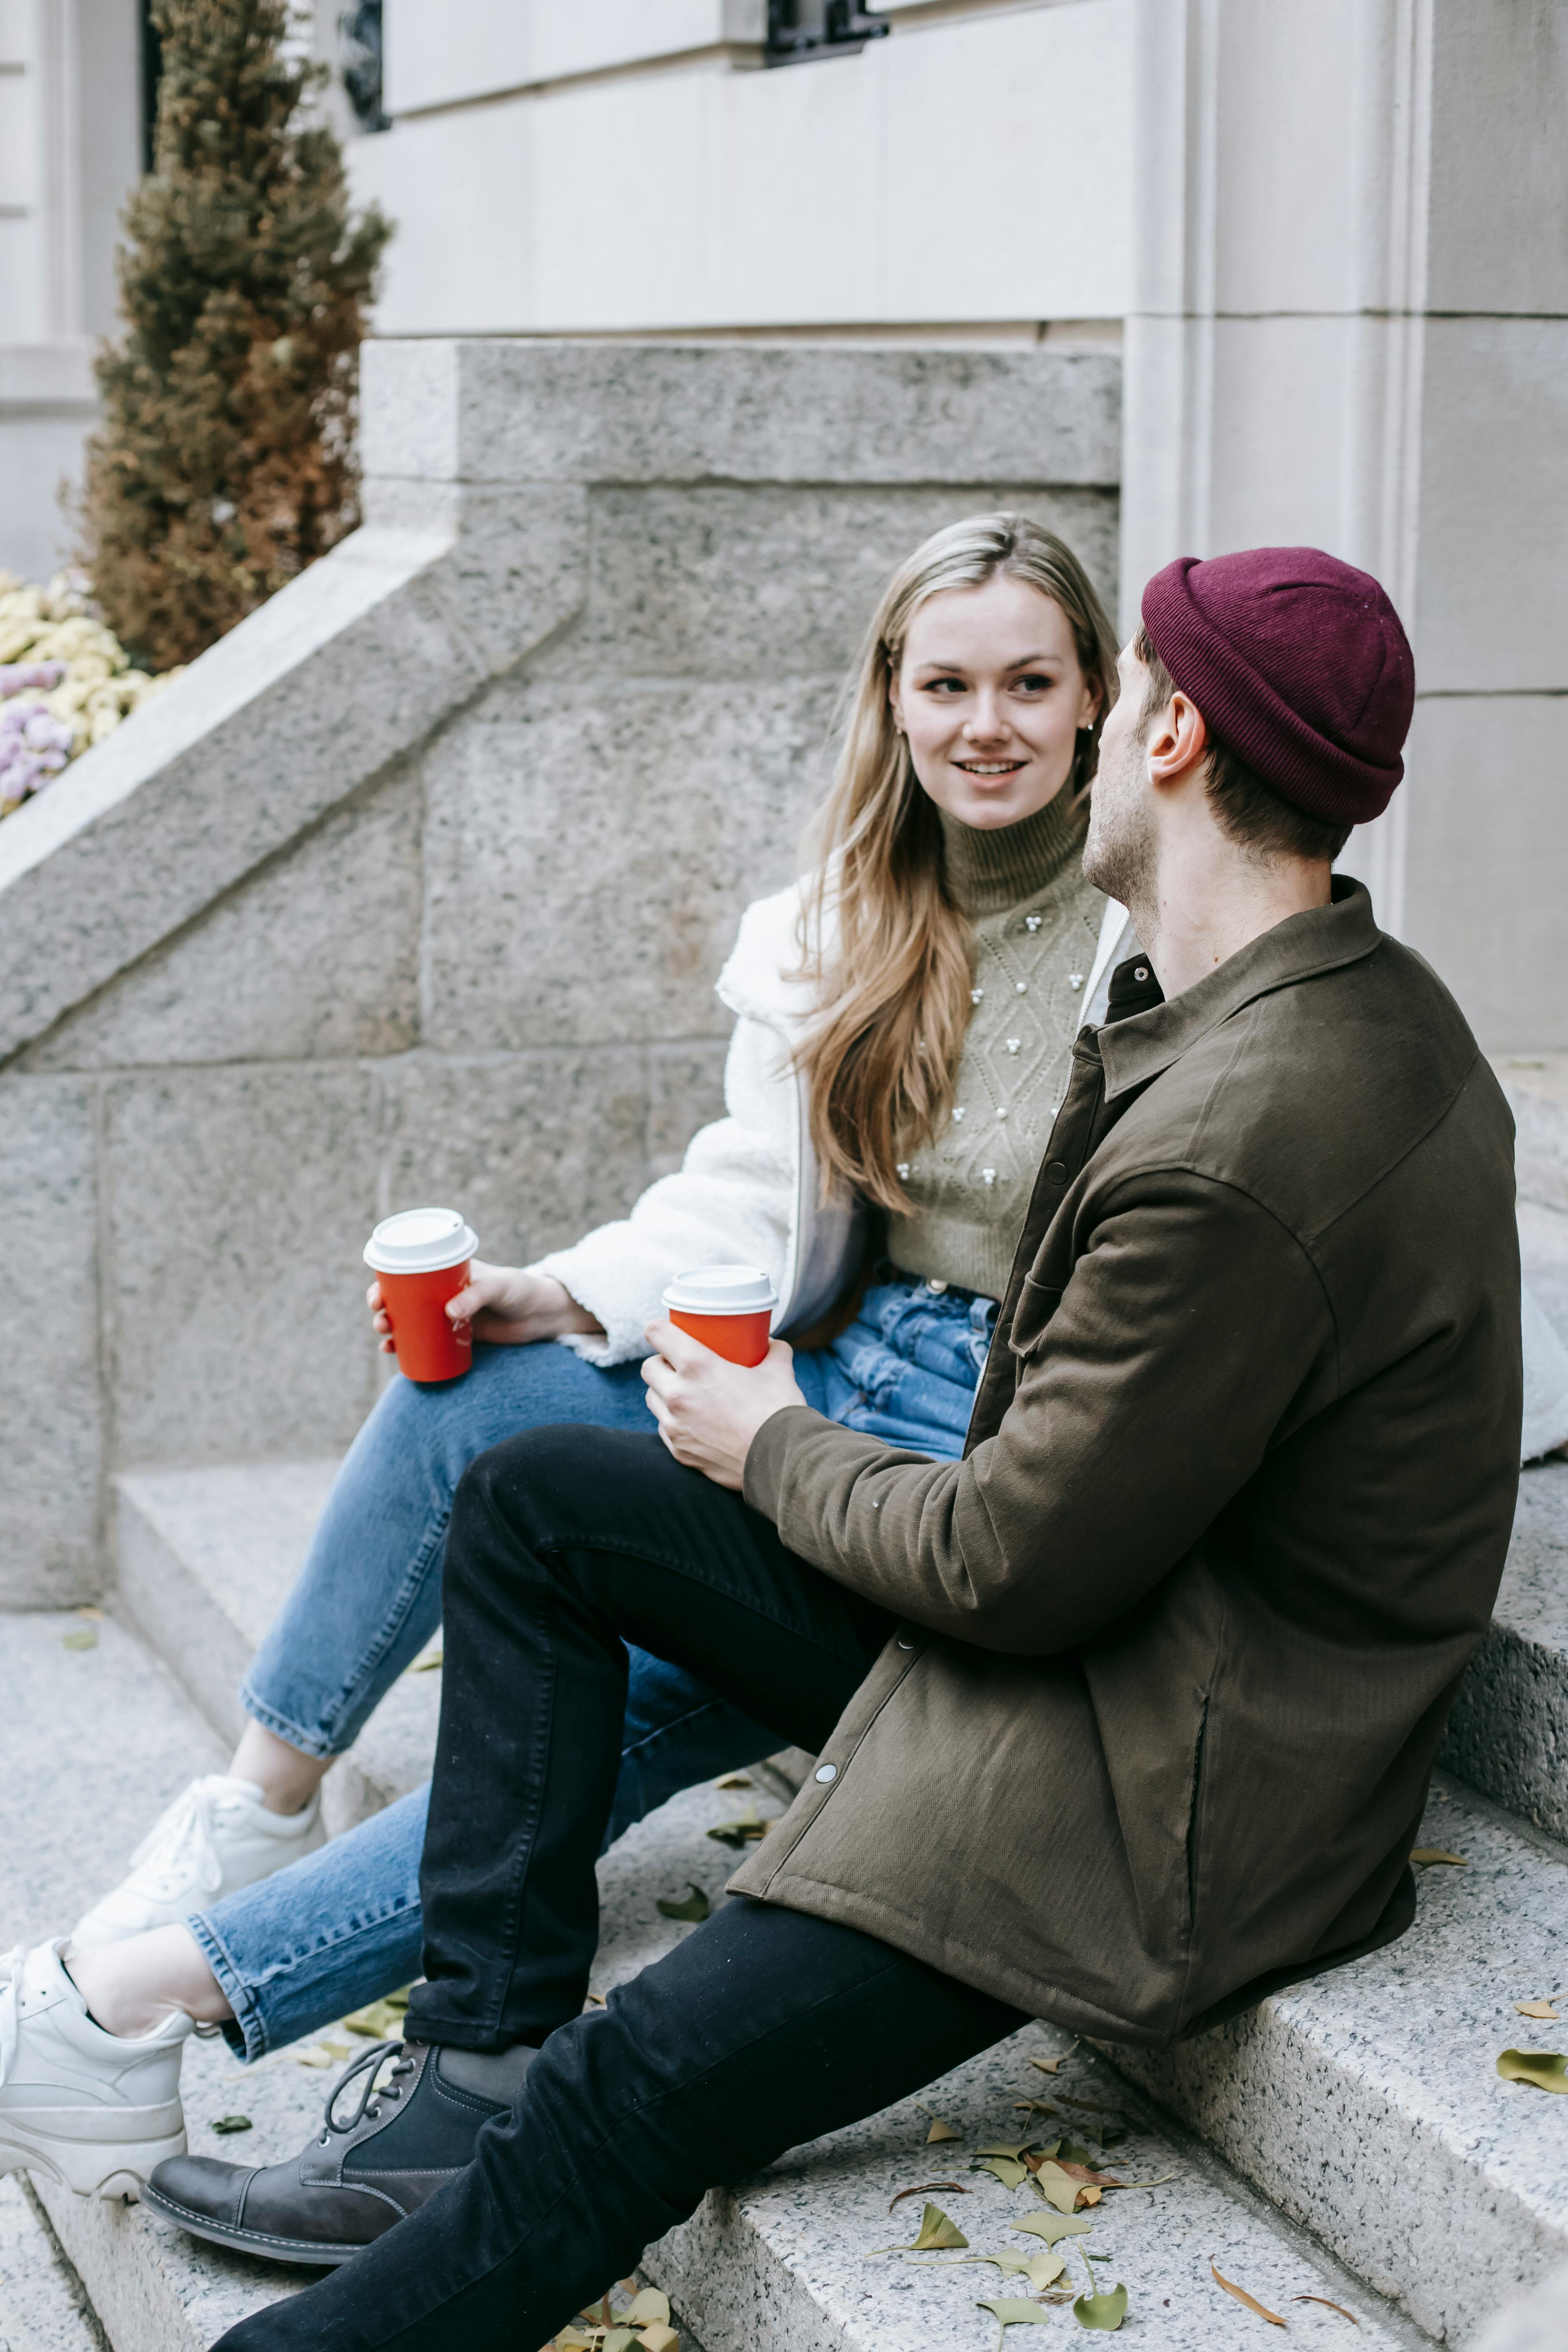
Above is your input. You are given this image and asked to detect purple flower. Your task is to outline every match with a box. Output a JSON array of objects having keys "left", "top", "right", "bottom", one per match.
[
  {"left": 0, "top": 700, "right": 74, "bottom": 802},
  {"left": 0, "top": 662, "right": 66, "bottom": 697}
]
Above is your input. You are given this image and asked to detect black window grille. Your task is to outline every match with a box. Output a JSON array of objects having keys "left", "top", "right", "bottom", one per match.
[
  {"left": 339, "top": 0, "right": 389, "bottom": 132},
  {"left": 766, "top": 1, "right": 891, "bottom": 66}
]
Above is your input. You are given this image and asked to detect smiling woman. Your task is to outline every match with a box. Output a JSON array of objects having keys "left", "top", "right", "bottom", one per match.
[{"left": 793, "top": 516, "right": 1119, "bottom": 1282}]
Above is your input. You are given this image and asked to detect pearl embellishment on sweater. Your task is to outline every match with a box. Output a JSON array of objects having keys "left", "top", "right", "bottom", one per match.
[
  {"left": 996, "top": 1106, "right": 1009, "bottom": 1119},
  {"left": 1025, "top": 915, "right": 1043, "bottom": 931},
  {"left": 1015, "top": 981, "right": 1028, "bottom": 994},
  {"left": 897, "top": 1162, "right": 910, "bottom": 1180},
  {"left": 982, "top": 1168, "right": 996, "bottom": 1186},
  {"left": 1005, "top": 1037, "right": 1020, "bottom": 1053},
  {"left": 1069, "top": 973, "right": 1084, "bottom": 990},
  {"left": 952, "top": 1107, "right": 965, "bottom": 1121},
  {"left": 971, "top": 987, "right": 984, "bottom": 1004}
]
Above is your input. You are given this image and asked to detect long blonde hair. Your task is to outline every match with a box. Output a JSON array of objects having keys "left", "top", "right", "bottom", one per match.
[{"left": 795, "top": 514, "right": 1119, "bottom": 1213}]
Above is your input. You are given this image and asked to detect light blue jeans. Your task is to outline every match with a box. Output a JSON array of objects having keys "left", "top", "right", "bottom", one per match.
[{"left": 191, "top": 1279, "right": 994, "bottom": 2059}]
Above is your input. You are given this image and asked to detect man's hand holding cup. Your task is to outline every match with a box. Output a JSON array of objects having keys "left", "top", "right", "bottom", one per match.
[{"left": 643, "top": 1266, "right": 804, "bottom": 1489}]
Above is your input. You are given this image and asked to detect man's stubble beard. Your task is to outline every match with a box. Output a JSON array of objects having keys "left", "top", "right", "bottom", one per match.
[{"left": 1083, "top": 735, "right": 1156, "bottom": 918}]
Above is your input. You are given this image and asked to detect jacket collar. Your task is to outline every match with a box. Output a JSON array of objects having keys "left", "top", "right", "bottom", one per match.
[{"left": 1097, "top": 876, "right": 1383, "bottom": 1102}]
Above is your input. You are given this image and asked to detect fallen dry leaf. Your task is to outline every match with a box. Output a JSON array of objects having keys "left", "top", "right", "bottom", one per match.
[
  {"left": 638, "top": 2328, "right": 678, "bottom": 2352},
  {"left": 620, "top": 2291, "right": 669, "bottom": 2327},
  {"left": 1497, "top": 2047, "right": 1568, "bottom": 2093},
  {"left": 1410, "top": 1847, "right": 1466, "bottom": 1866},
  {"left": 715, "top": 1775, "right": 753, "bottom": 1790},
  {"left": 869, "top": 2202, "right": 969, "bottom": 2254},
  {"left": 1211, "top": 2259, "right": 1286, "bottom": 2327},
  {"left": 706, "top": 1803, "right": 770, "bottom": 1849},
  {"left": 1014, "top": 2098, "right": 1061, "bottom": 2117},
  {"left": 61, "top": 1629, "right": 97, "bottom": 1651},
  {"left": 585, "top": 1992, "right": 607, "bottom": 2009},
  {"left": 1056, "top": 2162, "right": 1125, "bottom": 2189},
  {"left": 974, "top": 2157, "right": 1029, "bottom": 2189},
  {"left": 889, "top": 2182, "right": 969, "bottom": 2212},
  {"left": 411, "top": 1648, "right": 442, "bottom": 1672},
  {"left": 909, "top": 2203, "right": 968, "bottom": 2251},
  {"left": 343, "top": 1989, "right": 411, "bottom": 2039},
  {"left": 1031, "top": 2161, "right": 1082, "bottom": 2215},
  {"left": 972, "top": 2250, "right": 1067, "bottom": 2289},
  {"left": 917, "top": 2104, "right": 962, "bottom": 2143},
  {"left": 1072, "top": 2251, "right": 1129, "bottom": 2332},
  {"left": 1515, "top": 2001, "right": 1561, "bottom": 2021},
  {"left": 1012, "top": 2210, "right": 1091, "bottom": 2247},
  {"left": 210, "top": 2115, "right": 252, "bottom": 2135},
  {"left": 977, "top": 2296, "right": 1053, "bottom": 2349},
  {"left": 656, "top": 1884, "right": 712, "bottom": 1924},
  {"left": 1294, "top": 2294, "right": 1360, "bottom": 2323}
]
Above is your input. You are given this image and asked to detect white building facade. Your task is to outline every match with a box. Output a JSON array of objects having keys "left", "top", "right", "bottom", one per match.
[{"left": 0, "top": 0, "right": 1563, "bottom": 1041}]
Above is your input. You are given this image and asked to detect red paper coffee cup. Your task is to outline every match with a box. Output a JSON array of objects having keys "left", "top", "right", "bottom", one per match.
[
  {"left": 661, "top": 1265, "right": 779, "bottom": 1368},
  {"left": 364, "top": 1208, "right": 479, "bottom": 1384}
]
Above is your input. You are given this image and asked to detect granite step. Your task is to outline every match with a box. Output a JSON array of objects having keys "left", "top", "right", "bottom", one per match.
[
  {"left": 1114, "top": 1769, "right": 1568, "bottom": 2343},
  {"left": 0, "top": 2174, "right": 106, "bottom": 2351},
  {"left": 0, "top": 1611, "right": 1425, "bottom": 2352},
  {"left": 114, "top": 1461, "right": 439, "bottom": 1838}
]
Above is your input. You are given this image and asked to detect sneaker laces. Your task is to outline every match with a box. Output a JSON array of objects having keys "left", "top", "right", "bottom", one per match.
[
  {"left": 125, "top": 1778, "right": 239, "bottom": 1903},
  {"left": 0, "top": 1947, "right": 23, "bottom": 2088},
  {"left": 320, "top": 2040, "right": 417, "bottom": 2143}
]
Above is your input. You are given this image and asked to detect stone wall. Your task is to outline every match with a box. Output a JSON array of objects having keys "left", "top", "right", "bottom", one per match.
[{"left": 0, "top": 337, "right": 1120, "bottom": 1605}]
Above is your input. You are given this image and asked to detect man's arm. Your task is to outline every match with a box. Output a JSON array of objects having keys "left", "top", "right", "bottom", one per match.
[{"left": 744, "top": 1170, "right": 1333, "bottom": 1655}]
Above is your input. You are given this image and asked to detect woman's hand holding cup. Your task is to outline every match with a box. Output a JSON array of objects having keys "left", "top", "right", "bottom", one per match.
[{"left": 366, "top": 1262, "right": 603, "bottom": 1355}]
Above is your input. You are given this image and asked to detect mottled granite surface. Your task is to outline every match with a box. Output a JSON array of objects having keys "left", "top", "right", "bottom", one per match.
[
  {"left": 1442, "top": 1461, "right": 1568, "bottom": 1835},
  {"left": 0, "top": 2174, "right": 104, "bottom": 2352},
  {"left": 649, "top": 2025, "right": 1426, "bottom": 2352},
  {"left": 1117, "top": 1774, "right": 1568, "bottom": 2344}
]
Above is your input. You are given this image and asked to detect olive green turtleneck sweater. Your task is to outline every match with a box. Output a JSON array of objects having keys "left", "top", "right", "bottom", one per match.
[{"left": 886, "top": 791, "right": 1105, "bottom": 1304}]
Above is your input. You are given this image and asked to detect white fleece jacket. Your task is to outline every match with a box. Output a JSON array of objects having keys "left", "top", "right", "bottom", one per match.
[{"left": 528, "top": 882, "right": 1568, "bottom": 1463}]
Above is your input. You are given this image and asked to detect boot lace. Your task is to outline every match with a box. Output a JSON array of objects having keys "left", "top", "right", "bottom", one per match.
[{"left": 318, "top": 2039, "right": 417, "bottom": 2147}]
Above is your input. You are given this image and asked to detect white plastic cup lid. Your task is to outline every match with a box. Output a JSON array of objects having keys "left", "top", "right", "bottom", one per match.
[
  {"left": 661, "top": 1264, "right": 779, "bottom": 1317},
  {"left": 364, "top": 1208, "right": 478, "bottom": 1275}
]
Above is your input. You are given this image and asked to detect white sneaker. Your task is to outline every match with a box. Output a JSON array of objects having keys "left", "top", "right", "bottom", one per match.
[
  {"left": 71, "top": 1776, "right": 326, "bottom": 1951},
  {"left": 0, "top": 1940, "right": 190, "bottom": 2197}
]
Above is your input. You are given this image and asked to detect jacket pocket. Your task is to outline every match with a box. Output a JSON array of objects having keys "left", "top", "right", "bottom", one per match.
[
  {"left": 1006, "top": 1276, "right": 1062, "bottom": 1360},
  {"left": 1185, "top": 1690, "right": 1211, "bottom": 1935}
]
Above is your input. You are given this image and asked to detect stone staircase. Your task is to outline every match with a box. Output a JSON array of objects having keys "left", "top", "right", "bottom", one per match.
[{"left": 4, "top": 1059, "right": 1566, "bottom": 2351}]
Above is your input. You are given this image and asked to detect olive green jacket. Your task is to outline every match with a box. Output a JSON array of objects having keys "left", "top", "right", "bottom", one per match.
[{"left": 731, "top": 882, "right": 1521, "bottom": 2046}]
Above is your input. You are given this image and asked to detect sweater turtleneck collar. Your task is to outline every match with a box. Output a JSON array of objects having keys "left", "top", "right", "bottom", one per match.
[{"left": 939, "top": 788, "right": 1088, "bottom": 917}]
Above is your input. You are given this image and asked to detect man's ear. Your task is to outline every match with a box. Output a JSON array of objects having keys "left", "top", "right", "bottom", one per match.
[{"left": 1147, "top": 691, "right": 1209, "bottom": 786}]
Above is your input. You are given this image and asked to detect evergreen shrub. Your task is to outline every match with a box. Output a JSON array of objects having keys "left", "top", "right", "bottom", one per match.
[{"left": 79, "top": 0, "right": 392, "bottom": 672}]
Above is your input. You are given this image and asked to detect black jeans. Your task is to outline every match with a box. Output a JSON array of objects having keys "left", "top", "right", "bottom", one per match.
[{"left": 216, "top": 1428, "right": 1024, "bottom": 2352}]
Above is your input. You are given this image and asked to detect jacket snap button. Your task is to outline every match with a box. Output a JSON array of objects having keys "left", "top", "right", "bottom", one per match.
[
  {"left": 814, "top": 1763, "right": 838, "bottom": 1783},
  {"left": 1045, "top": 1159, "right": 1069, "bottom": 1184}
]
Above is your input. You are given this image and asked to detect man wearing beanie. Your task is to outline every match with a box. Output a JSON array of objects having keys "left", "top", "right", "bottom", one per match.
[{"left": 201, "top": 551, "right": 1520, "bottom": 2352}]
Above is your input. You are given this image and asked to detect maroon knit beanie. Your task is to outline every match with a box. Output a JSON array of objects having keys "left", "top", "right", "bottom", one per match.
[{"left": 1139, "top": 548, "right": 1415, "bottom": 825}]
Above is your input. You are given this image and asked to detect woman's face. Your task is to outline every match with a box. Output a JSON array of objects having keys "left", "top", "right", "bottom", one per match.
[{"left": 889, "top": 573, "right": 1100, "bottom": 832}]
